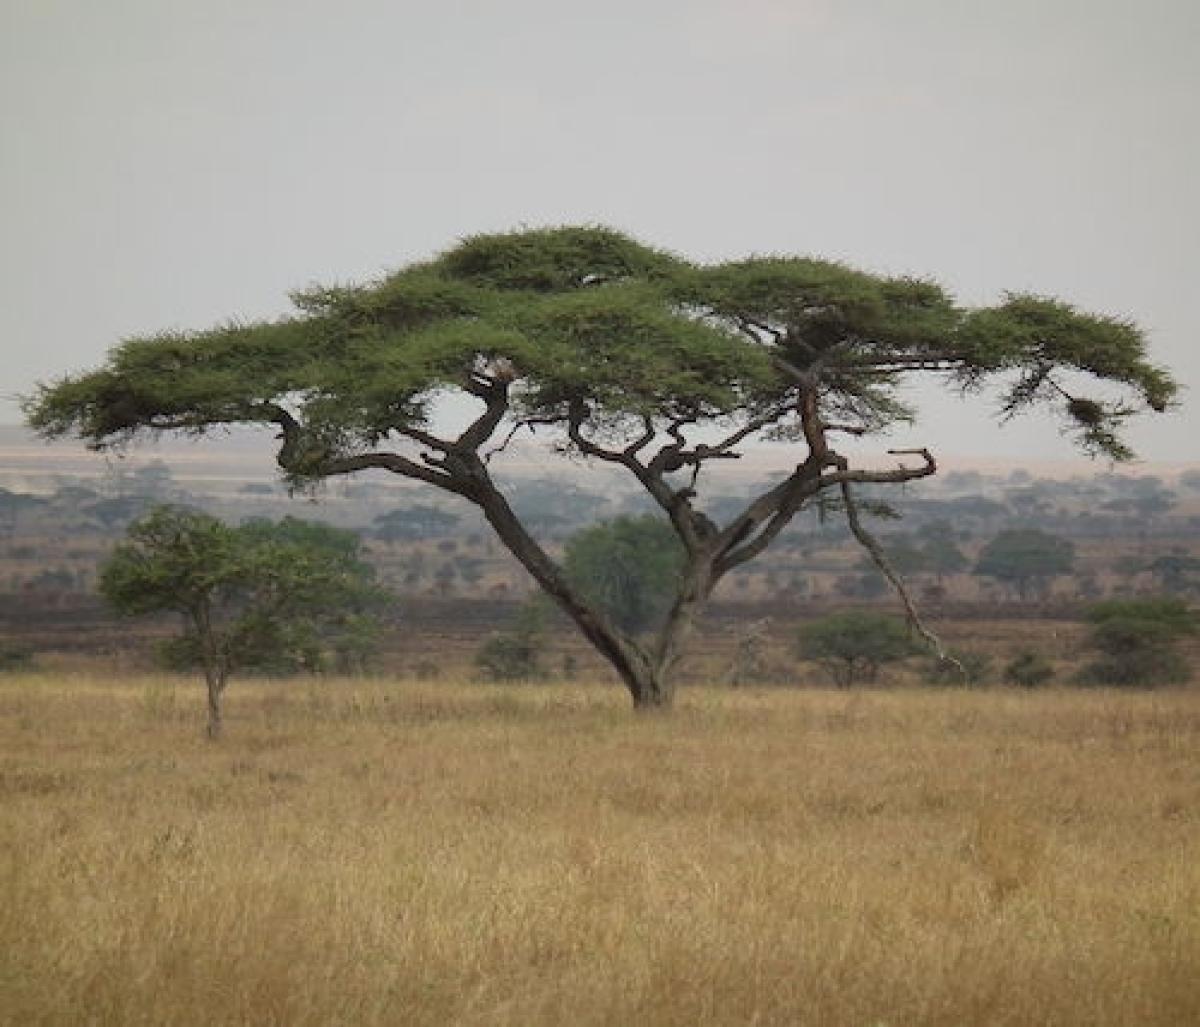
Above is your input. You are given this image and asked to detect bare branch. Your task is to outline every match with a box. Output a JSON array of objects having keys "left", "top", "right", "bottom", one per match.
[
  {"left": 821, "top": 448, "right": 937, "bottom": 487},
  {"left": 623, "top": 416, "right": 657, "bottom": 457},
  {"left": 568, "top": 401, "right": 712, "bottom": 551},
  {"left": 664, "top": 417, "right": 694, "bottom": 449},
  {"left": 457, "top": 384, "right": 511, "bottom": 451},
  {"left": 839, "top": 479, "right": 966, "bottom": 681},
  {"left": 713, "top": 458, "right": 824, "bottom": 574},
  {"left": 311, "top": 450, "right": 470, "bottom": 495},
  {"left": 714, "top": 448, "right": 936, "bottom": 576},
  {"left": 734, "top": 317, "right": 784, "bottom": 344},
  {"left": 484, "top": 414, "right": 561, "bottom": 464},
  {"left": 705, "top": 404, "right": 792, "bottom": 455},
  {"left": 396, "top": 425, "right": 452, "bottom": 451},
  {"left": 566, "top": 400, "right": 635, "bottom": 466}
]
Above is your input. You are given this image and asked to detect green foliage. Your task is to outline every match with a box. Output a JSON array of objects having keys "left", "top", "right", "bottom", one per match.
[
  {"left": 1087, "top": 597, "right": 1197, "bottom": 635},
  {"left": 474, "top": 600, "right": 549, "bottom": 682},
  {"left": 974, "top": 530, "right": 1075, "bottom": 601},
  {"left": 100, "top": 506, "right": 386, "bottom": 679},
  {"left": 1004, "top": 652, "right": 1056, "bottom": 688},
  {"left": 26, "top": 226, "right": 1175, "bottom": 469},
  {"left": 1076, "top": 597, "right": 1196, "bottom": 687},
  {"left": 563, "top": 516, "right": 685, "bottom": 634},
  {"left": 796, "top": 612, "right": 918, "bottom": 687}
]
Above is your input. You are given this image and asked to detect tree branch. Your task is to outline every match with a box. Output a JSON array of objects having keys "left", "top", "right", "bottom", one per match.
[
  {"left": 714, "top": 463, "right": 824, "bottom": 574},
  {"left": 484, "top": 414, "right": 561, "bottom": 464},
  {"left": 306, "top": 450, "right": 470, "bottom": 495},
  {"left": 396, "top": 425, "right": 452, "bottom": 452},
  {"left": 623, "top": 416, "right": 657, "bottom": 457},
  {"left": 840, "top": 479, "right": 966, "bottom": 681},
  {"left": 567, "top": 401, "right": 709, "bottom": 552},
  {"left": 821, "top": 448, "right": 937, "bottom": 487},
  {"left": 734, "top": 317, "right": 784, "bottom": 344},
  {"left": 713, "top": 449, "right": 937, "bottom": 576},
  {"left": 457, "top": 383, "right": 511, "bottom": 451},
  {"left": 704, "top": 404, "right": 792, "bottom": 456}
]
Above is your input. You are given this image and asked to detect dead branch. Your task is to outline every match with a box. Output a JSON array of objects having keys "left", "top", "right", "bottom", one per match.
[{"left": 839, "top": 479, "right": 967, "bottom": 683}]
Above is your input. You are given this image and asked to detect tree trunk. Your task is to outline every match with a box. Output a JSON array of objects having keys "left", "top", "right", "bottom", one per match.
[
  {"left": 642, "top": 557, "right": 715, "bottom": 709},
  {"left": 193, "top": 601, "right": 227, "bottom": 740},
  {"left": 627, "top": 663, "right": 673, "bottom": 710},
  {"left": 472, "top": 475, "right": 672, "bottom": 708},
  {"left": 205, "top": 669, "right": 224, "bottom": 740}
]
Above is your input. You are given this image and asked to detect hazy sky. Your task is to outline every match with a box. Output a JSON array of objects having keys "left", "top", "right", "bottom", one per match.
[{"left": 3, "top": 0, "right": 1197, "bottom": 465}]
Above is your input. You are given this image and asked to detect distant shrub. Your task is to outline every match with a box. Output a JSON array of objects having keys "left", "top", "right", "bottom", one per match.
[
  {"left": 0, "top": 642, "right": 34, "bottom": 672},
  {"left": 1076, "top": 597, "right": 1196, "bottom": 687},
  {"left": 1004, "top": 652, "right": 1055, "bottom": 688},
  {"left": 796, "top": 612, "right": 917, "bottom": 687},
  {"left": 923, "top": 650, "right": 993, "bottom": 687},
  {"left": 475, "top": 634, "right": 547, "bottom": 682},
  {"left": 474, "top": 601, "right": 548, "bottom": 682}
]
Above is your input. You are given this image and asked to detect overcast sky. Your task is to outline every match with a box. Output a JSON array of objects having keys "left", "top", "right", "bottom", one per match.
[{"left": 2, "top": 0, "right": 1197, "bottom": 467}]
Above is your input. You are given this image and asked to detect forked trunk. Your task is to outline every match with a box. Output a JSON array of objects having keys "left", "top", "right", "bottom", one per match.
[
  {"left": 641, "top": 558, "right": 714, "bottom": 708},
  {"left": 472, "top": 467, "right": 728, "bottom": 711},
  {"left": 626, "top": 663, "right": 674, "bottom": 710},
  {"left": 476, "top": 481, "right": 683, "bottom": 709}
]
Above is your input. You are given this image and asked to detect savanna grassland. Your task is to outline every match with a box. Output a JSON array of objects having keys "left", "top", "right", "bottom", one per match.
[{"left": 1, "top": 673, "right": 1198, "bottom": 1026}]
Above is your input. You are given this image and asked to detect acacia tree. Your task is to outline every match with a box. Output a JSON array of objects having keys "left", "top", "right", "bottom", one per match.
[
  {"left": 796, "top": 612, "right": 918, "bottom": 687},
  {"left": 101, "top": 506, "right": 384, "bottom": 737},
  {"left": 27, "top": 227, "right": 1175, "bottom": 708},
  {"left": 974, "top": 528, "right": 1076, "bottom": 602}
]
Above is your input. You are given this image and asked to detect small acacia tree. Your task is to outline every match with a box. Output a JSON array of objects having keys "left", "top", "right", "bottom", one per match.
[
  {"left": 974, "top": 529, "right": 1076, "bottom": 602},
  {"left": 27, "top": 227, "right": 1176, "bottom": 708},
  {"left": 796, "top": 612, "right": 918, "bottom": 686},
  {"left": 100, "top": 506, "right": 384, "bottom": 737}
]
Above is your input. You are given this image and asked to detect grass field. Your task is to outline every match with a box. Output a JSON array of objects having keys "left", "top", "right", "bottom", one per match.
[{"left": 1, "top": 672, "right": 1198, "bottom": 1025}]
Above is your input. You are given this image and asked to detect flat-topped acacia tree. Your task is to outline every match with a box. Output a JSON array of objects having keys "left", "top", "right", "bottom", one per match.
[{"left": 26, "top": 227, "right": 1176, "bottom": 707}]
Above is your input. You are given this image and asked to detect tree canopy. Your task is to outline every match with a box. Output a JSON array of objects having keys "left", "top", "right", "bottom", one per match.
[
  {"left": 796, "top": 612, "right": 918, "bottom": 687},
  {"left": 27, "top": 226, "right": 1178, "bottom": 707},
  {"left": 101, "top": 506, "right": 385, "bottom": 736},
  {"left": 974, "top": 529, "right": 1076, "bottom": 601}
]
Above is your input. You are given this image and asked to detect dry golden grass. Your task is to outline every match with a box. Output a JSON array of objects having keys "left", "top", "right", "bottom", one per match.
[{"left": 1, "top": 672, "right": 1198, "bottom": 1026}]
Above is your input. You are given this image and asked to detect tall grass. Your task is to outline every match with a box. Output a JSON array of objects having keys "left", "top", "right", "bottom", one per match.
[{"left": 1, "top": 672, "right": 1197, "bottom": 1025}]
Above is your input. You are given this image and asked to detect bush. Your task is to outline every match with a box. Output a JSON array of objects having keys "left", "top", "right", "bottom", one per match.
[
  {"left": 1076, "top": 597, "right": 1196, "bottom": 687},
  {"left": 1078, "top": 647, "right": 1189, "bottom": 687},
  {"left": 0, "top": 642, "right": 34, "bottom": 672},
  {"left": 796, "top": 612, "right": 918, "bottom": 687},
  {"left": 474, "top": 601, "right": 548, "bottom": 682},
  {"left": 923, "top": 649, "right": 993, "bottom": 687},
  {"left": 1004, "top": 652, "right": 1055, "bottom": 688}
]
